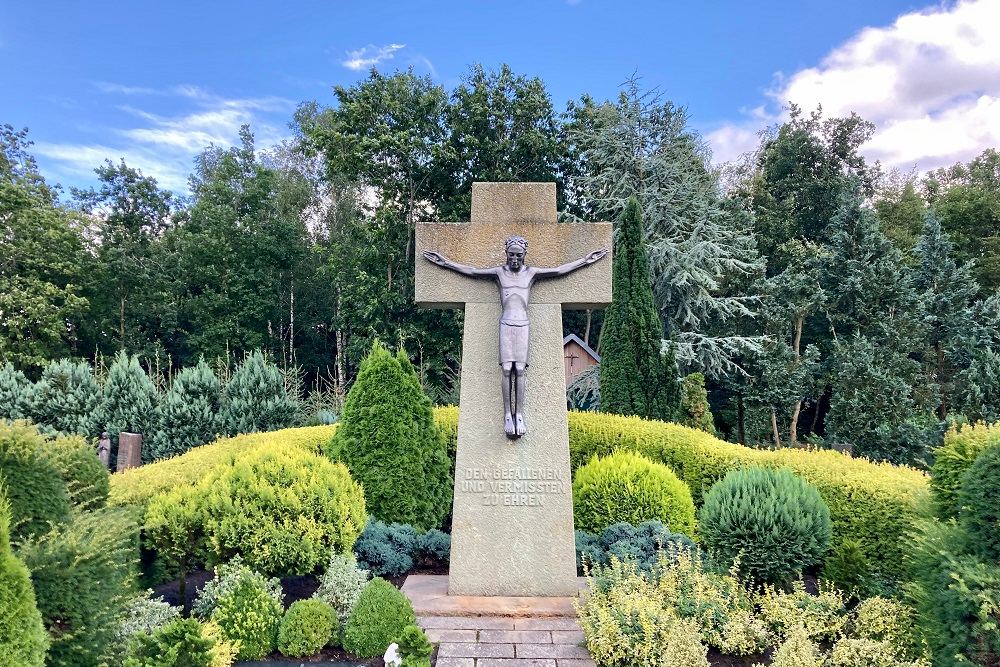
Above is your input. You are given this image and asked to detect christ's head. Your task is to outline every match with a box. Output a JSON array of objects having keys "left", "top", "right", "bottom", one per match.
[{"left": 505, "top": 235, "right": 528, "bottom": 271}]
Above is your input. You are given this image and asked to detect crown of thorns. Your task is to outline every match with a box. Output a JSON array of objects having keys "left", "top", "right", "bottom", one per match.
[{"left": 505, "top": 235, "right": 528, "bottom": 252}]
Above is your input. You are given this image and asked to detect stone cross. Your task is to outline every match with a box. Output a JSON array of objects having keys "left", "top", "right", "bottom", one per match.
[{"left": 416, "top": 182, "right": 612, "bottom": 596}]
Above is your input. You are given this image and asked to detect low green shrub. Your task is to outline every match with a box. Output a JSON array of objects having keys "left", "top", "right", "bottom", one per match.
[
  {"left": 278, "top": 599, "right": 338, "bottom": 657},
  {"left": 563, "top": 410, "right": 928, "bottom": 585},
  {"left": 0, "top": 489, "right": 48, "bottom": 667},
  {"left": 573, "top": 451, "right": 696, "bottom": 536},
  {"left": 210, "top": 568, "right": 283, "bottom": 660},
  {"left": 699, "top": 467, "right": 831, "bottom": 584},
  {"left": 756, "top": 581, "right": 847, "bottom": 643},
  {"left": 123, "top": 618, "right": 213, "bottom": 667},
  {"left": 822, "top": 538, "right": 877, "bottom": 599},
  {"left": 192, "top": 557, "right": 283, "bottom": 621},
  {"left": 18, "top": 507, "right": 138, "bottom": 667},
  {"left": 46, "top": 434, "right": 109, "bottom": 510},
  {"left": 197, "top": 446, "right": 367, "bottom": 576},
  {"left": 930, "top": 421, "right": 1000, "bottom": 518},
  {"left": 850, "top": 596, "right": 920, "bottom": 654},
  {"left": 108, "top": 425, "right": 336, "bottom": 509},
  {"left": 574, "top": 520, "right": 695, "bottom": 574},
  {"left": 353, "top": 520, "right": 451, "bottom": 578},
  {"left": 313, "top": 553, "right": 369, "bottom": 631},
  {"left": 0, "top": 421, "right": 71, "bottom": 541},
  {"left": 343, "top": 578, "right": 416, "bottom": 658},
  {"left": 396, "top": 625, "right": 433, "bottom": 667},
  {"left": 958, "top": 443, "right": 1000, "bottom": 562},
  {"left": 110, "top": 592, "right": 180, "bottom": 662},
  {"left": 768, "top": 626, "right": 824, "bottom": 667}
]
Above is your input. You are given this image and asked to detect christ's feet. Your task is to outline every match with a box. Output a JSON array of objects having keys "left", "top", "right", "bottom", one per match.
[
  {"left": 515, "top": 414, "right": 527, "bottom": 437},
  {"left": 504, "top": 414, "right": 516, "bottom": 438}
]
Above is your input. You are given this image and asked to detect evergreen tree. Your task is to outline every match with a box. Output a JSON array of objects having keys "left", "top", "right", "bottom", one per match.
[
  {"left": 912, "top": 213, "right": 979, "bottom": 418},
  {"left": 599, "top": 199, "right": 681, "bottom": 421},
  {"left": 100, "top": 351, "right": 158, "bottom": 461},
  {"left": 27, "top": 358, "right": 101, "bottom": 437},
  {"left": 220, "top": 350, "right": 299, "bottom": 436},
  {"left": 0, "top": 362, "right": 31, "bottom": 420},
  {"left": 0, "top": 487, "right": 48, "bottom": 666},
  {"left": 147, "top": 358, "right": 222, "bottom": 460},
  {"left": 328, "top": 341, "right": 451, "bottom": 530},
  {"left": 955, "top": 294, "right": 1000, "bottom": 422},
  {"left": 679, "top": 373, "right": 716, "bottom": 434}
]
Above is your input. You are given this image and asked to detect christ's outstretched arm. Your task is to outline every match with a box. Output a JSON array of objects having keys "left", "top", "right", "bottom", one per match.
[
  {"left": 423, "top": 250, "right": 499, "bottom": 278},
  {"left": 532, "top": 248, "right": 608, "bottom": 279}
]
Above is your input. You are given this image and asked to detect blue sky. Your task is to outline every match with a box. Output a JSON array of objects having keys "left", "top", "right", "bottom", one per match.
[{"left": 3, "top": 1, "right": 998, "bottom": 194}]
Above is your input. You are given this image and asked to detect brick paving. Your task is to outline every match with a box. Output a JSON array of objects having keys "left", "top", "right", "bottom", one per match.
[{"left": 419, "top": 616, "right": 596, "bottom": 667}]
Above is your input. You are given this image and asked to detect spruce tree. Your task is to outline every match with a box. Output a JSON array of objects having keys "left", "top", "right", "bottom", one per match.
[
  {"left": 148, "top": 358, "right": 222, "bottom": 460},
  {"left": 27, "top": 359, "right": 102, "bottom": 437},
  {"left": 328, "top": 341, "right": 450, "bottom": 530},
  {"left": 100, "top": 351, "right": 158, "bottom": 461},
  {"left": 220, "top": 350, "right": 299, "bottom": 436},
  {"left": 0, "top": 487, "right": 48, "bottom": 666},
  {"left": 599, "top": 198, "right": 681, "bottom": 421},
  {"left": 0, "top": 362, "right": 31, "bottom": 421}
]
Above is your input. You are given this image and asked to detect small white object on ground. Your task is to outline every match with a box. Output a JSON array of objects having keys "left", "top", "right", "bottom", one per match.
[{"left": 383, "top": 642, "right": 402, "bottom": 667}]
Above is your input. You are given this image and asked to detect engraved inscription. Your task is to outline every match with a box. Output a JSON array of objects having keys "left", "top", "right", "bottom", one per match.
[{"left": 458, "top": 467, "right": 567, "bottom": 507}]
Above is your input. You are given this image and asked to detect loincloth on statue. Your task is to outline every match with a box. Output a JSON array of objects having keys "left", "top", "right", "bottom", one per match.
[{"left": 498, "top": 321, "right": 530, "bottom": 365}]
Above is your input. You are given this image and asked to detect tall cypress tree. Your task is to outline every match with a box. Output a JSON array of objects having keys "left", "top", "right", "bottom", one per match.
[
  {"left": 148, "top": 358, "right": 222, "bottom": 460},
  {"left": 599, "top": 198, "right": 681, "bottom": 421},
  {"left": 100, "top": 351, "right": 158, "bottom": 461},
  {"left": 220, "top": 350, "right": 299, "bottom": 436}
]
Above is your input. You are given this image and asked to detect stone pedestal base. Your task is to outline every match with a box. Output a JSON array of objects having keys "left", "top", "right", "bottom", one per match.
[
  {"left": 403, "top": 575, "right": 585, "bottom": 617},
  {"left": 448, "top": 302, "right": 578, "bottom": 597}
]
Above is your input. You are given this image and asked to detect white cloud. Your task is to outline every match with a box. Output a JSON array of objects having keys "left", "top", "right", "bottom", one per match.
[
  {"left": 341, "top": 43, "right": 405, "bottom": 71},
  {"left": 706, "top": 0, "right": 1000, "bottom": 172},
  {"left": 37, "top": 86, "right": 295, "bottom": 193}
]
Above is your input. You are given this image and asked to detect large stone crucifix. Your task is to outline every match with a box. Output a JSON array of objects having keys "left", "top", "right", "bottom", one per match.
[{"left": 416, "top": 182, "right": 612, "bottom": 597}]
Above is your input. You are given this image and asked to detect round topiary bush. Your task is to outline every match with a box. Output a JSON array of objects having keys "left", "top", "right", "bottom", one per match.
[
  {"left": 198, "top": 446, "right": 367, "bottom": 576},
  {"left": 211, "top": 571, "right": 283, "bottom": 660},
  {"left": 699, "top": 466, "right": 831, "bottom": 583},
  {"left": 0, "top": 421, "right": 72, "bottom": 541},
  {"left": 327, "top": 341, "right": 451, "bottom": 531},
  {"left": 958, "top": 443, "right": 1000, "bottom": 562},
  {"left": 123, "top": 617, "right": 214, "bottom": 667},
  {"left": 343, "top": 577, "right": 416, "bottom": 658},
  {"left": 278, "top": 599, "right": 338, "bottom": 657},
  {"left": 0, "top": 490, "right": 48, "bottom": 666},
  {"left": 572, "top": 451, "right": 696, "bottom": 536}
]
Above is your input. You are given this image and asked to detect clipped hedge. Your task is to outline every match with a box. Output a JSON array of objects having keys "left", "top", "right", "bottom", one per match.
[
  {"left": 930, "top": 421, "right": 1000, "bottom": 518},
  {"left": 109, "top": 425, "right": 336, "bottom": 508}
]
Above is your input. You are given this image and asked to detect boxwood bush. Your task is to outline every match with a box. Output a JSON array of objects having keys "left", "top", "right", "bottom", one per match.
[
  {"left": 0, "top": 421, "right": 72, "bottom": 541},
  {"left": 930, "top": 421, "right": 1000, "bottom": 518},
  {"left": 343, "top": 577, "right": 416, "bottom": 658},
  {"left": 958, "top": 443, "right": 1000, "bottom": 562},
  {"left": 0, "top": 490, "right": 48, "bottom": 666},
  {"left": 699, "top": 467, "right": 831, "bottom": 583},
  {"left": 278, "top": 599, "right": 338, "bottom": 657},
  {"left": 572, "top": 451, "right": 696, "bottom": 535}
]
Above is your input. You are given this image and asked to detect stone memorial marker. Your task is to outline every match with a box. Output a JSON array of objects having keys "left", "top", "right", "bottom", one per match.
[
  {"left": 416, "top": 182, "right": 612, "bottom": 596},
  {"left": 116, "top": 432, "right": 142, "bottom": 472}
]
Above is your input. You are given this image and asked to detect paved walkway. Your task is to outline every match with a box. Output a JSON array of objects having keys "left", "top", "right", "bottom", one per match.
[{"left": 419, "top": 616, "right": 595, "bottom": 667}]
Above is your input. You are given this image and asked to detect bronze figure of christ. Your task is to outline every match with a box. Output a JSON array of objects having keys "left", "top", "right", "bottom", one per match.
[{"left": 423, "top": 235, "right": 607, "bottom": 439}]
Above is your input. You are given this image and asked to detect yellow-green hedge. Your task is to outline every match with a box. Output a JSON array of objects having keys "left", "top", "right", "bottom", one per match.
[
  {"left": 112, "top": 408, "right": 928, "bottom": 583},
  {"left": 108, "top": 426, "right": 337, "bottom": 508}
]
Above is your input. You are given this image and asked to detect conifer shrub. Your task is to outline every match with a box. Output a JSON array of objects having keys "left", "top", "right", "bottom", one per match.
[
  {"left": 328, "top": 341, "right": 451, "bottom": 530},
  {"left": 352, "top": 520, "right": 451, "bottom": 577},
  {"left": 680, "top": 372, "right": 716, "bottom": 434},
  {"left": 100, "top": 351, "right": 159, "bottom": 462},
  {"left": 111, "top": 592, "right": 180, "bottom": 661},
  {"left": 28, "top": 358, "right": 102, "bottom": 436},
  {"left": 210, "top": 570, "right": 283, "bottom": 660},
  {"left": 574, "top": 520, "right": 696, "bottom": 575},
  {"left": 46, "top": 434, "right": 109, "bottom": 509},
  {"left": 0, "top": 489, "right": 48, "bottom": 667},
  {"left": 599, "top": 197, "right": 681, "bottom": 421},
  {"left": 313, "top": 553, "right": 369, "bottom": 631},
  {"left": 0, "top": 421, "right": 72, "bottom": 541},
  {"left": 278, "top": 599, "right": 338, "bottom": 657},
  {"left": 19, "top": 507, "right": 138, "bottom": 667},
  {"left": 220, "top": 350, "right": 299, "bottom": 436},
  {"left": 573, "top": 451, "right": 696, "bottom": 536},
  {"left": 145, "top": 485, "right": 208, "bottom": 610},
  {"left": 958, "top": 443, "right": 1000, "bottom": 562},
  {"left": 192, "top": 556, "right": 283, "bottom": 621},
  {"left": 148, "top": 358, "right": 222, "bottom": 461},
  {"left": 0, "top": 361, "right": 31, "bottom": 420},
  {"left": 123, "top": 617, "right": 214, "bottom": 667},
  {"left": 343, "top": 577, "right": 416, "bottom": 658},
  {"left": 822, "top": 538, "right": 876, "bottom": 599},
  {"left": 197, "top": 446, "right": 367, "bottom": 576},
  {"left": 930, "top": 421, "right": 1000, "bottom": 518},
  {"left": 396, "top": 625, "right": 433, "bottom": 667},
  {"left": 699, "top": 467, "right": 831, "bottom": 583}
]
